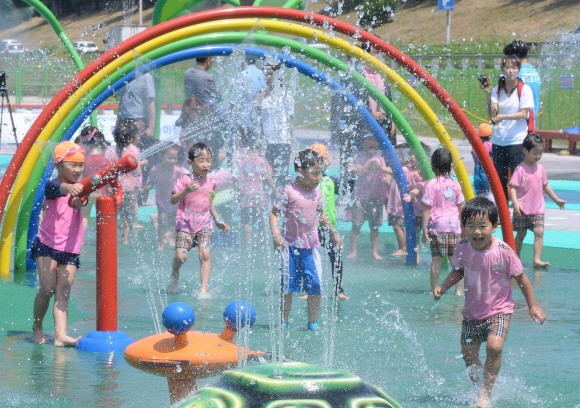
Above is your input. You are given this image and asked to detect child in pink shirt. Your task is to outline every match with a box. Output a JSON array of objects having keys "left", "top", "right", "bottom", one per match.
[
  {"left": 169, "top": 142, "right": 230, "bottom": 296},
  {"left": 270, "top": 149, "right": 341, "bottom": 332},
  {"left": 509, "top": 133, "right": 566, "bottom": 267},
  {"left": 346, "top": 134, "right": 389, "bottom": 260},
  {"left": 109, "top": 123, "right": 144, "bottom": 244},
  {"left": 30, "top": 141, "right": 86, "bottom": 347},
  {"left": 421, "top": 148, "right": 464, "bottom": 294},
  {"left": 143, "top": 144, "right": 187, "bottom": 251},
  {"left": 434, "top": 197, "right": 546, "bottom": 408},
  {"left": 237, "top": 134, "right": 274, "bottom": 248}
]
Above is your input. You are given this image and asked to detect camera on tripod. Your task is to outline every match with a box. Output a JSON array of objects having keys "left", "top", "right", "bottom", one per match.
[{"left": 0, "top": 71, "right": 5, "bottom": 88}]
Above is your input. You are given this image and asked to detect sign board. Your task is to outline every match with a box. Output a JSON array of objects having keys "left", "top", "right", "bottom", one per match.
[
  {"left": 438, "top": 0, "right": 454, "bottom": 11},
  {"left": 561, "top": 75, "right": 574, "bottom": 89}
]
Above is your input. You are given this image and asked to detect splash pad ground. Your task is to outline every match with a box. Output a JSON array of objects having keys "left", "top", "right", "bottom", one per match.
[{"left": 1, "top": 142, "right": 580, "bottom": 408}]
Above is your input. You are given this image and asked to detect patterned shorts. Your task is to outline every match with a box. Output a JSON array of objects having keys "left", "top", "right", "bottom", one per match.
[
  {"left": 175, "top": 229, "right": 211, "bottom": 251},
  {"left": 352, "top": 199, "right": 383, "bottom": 228},
  {"left": 387, "top": 213, "right": 405, "bottom": 228},
  {"left": 512, "top": 213, "right": 544, "bottom": 232},
  {"left": 461, "top": 313, "right": 511, "bottom": 346},
  {"left": 387, "top": 215, "right": 423, "bottom": 232},
  {"left": 429, "top": 232, "right": 458, "bottom": 258}
]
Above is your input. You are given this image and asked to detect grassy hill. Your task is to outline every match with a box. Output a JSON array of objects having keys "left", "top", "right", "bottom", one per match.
[{"left": 0, "top": 0, "right": 579, "bottom": 53}]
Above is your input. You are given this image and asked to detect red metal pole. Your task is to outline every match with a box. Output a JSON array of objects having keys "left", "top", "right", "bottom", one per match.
[{"left": 96, "top": 195, "right": 118, "bottom": 332}]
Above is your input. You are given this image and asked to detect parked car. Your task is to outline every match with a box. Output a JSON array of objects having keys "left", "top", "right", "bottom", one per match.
[
  {"left": 0, "top": 39, "right": 21, "bottom": 53},
  {"left": 3, "top": 44, "right": 26, "bottom": 54},
  {"left": 73, "top": 41, "right": 99, "bottom": 53}
]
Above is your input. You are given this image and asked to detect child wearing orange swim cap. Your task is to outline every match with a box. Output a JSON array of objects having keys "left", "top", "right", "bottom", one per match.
[{"left": 30, "top": 140, "right": 86, "bottom": 347}]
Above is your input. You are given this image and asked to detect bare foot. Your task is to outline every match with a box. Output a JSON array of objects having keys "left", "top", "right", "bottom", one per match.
[
  {"left": 533, "top": 260, "right": 550, "bottom": 268},
  {"left": 337, "top": 293, "right": 349, "bottom": 300},
  {"left": 198, "top": 291, "right": 212, "bottom": 299},
  {"left": 298, "top": 294, "right": 308, "bottom": 300},
  {"left": 391, "top": 249, "right": 406, "bottom": 257},
  {"left": 156, "top": 246, "right": 164, "bottom": 251},
  {"left": 455, "top": 288, "right": 463, "bottom": 296},
  {"left": 372, "top": 253, "right": 384, "bottom": 260},
  {"left": 167, "top": 282, "right": 179, "bottom": 294},
  {"left": 32, "top": 326, "right": 50, "bottom": 344},
  {"left": 346, "top": 252, "right": 357, "bottom": 259},
  {"left": 476, "top": 390, "right": 491, "bottom": 408},
  {"left": 133, "top": 224, "right": 144, "bottom": 230},
  {"left": 54, "top": 335, "right": 81, "bottom": 347},
  {"left": 122, "top": 236, "right": 129, "bottom": 245}
]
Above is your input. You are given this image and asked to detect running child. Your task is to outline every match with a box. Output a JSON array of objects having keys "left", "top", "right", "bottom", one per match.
[
  {"left": 472, "top": 123, "right": 493, "bottom": 198},
  {"left": 81, "top": 127, "right": 111, "bottom": 242},
  {"left": 509, "top": 133, "right": 566, "bottom": 267},
  {"left": 346, "top": 134, "right": 389, "bottom": 260},
  {"left": 169, "top": 142, "right": 230, "bottom": 296},
  {"left": 434, "top": 197, "right": 546, "bottom": 408},
  {"left": 237, "top": 129, "right": 275, "bottom": 247},
  {"left": 310, "top": 143, "right": 348, "bottom": 300},
  {"left": 270, "top": 149, "right": 342, "bottom": 331},
  {"left": 31, "top": 141, "right": 86, "bottom": 346},
  {"left": 421, "top": 148, "right": 464, "bottom": 295},
  {"left": 142, "top": 144, "right": 187, "bottom": 250}
]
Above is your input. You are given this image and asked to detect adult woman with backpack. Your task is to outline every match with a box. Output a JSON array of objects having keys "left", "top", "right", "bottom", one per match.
[{"left": 480, "top": 54, "right": 534, "bottom": 203}]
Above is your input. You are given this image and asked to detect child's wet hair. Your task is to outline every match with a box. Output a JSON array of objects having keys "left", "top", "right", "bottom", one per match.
[
  {"left": 431, "top": 147, "right": 453, "bottom": 177},
  {"left": 163, "top": 143, "right": 185, "bottom": 163},
  {"left": 522, "top": 133, "right": 544, "bottom": 152},
  {"left": 294, "top": 149, "right": 324, "bottom": 171},
  {"left": 188, "top": 142, "right": 212, "bottom": 161},
  {"left": 83, "top": 126, "right": 109, "bottom": 150},
  {"left": 461, "top": 197, "right": 499, "bottom": 226},
  {"left": 113, "top": 122, "right": 140, "bottom": 155}
]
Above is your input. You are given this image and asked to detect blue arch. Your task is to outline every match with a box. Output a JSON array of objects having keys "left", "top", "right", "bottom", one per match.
[{"left": 29, "top": 45, "right": 417, "bottom": 264}]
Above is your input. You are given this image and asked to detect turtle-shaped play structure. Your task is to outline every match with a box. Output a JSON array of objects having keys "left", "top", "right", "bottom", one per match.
[{"left": 178, "top": 362, "right": 403, "bottom": 408}]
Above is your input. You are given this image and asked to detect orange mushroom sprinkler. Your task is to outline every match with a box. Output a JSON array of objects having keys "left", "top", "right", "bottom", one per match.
[
  {"left": 124, "top": 301, "right": 267, "bottom": 405},
  {"left": 75, "top": 155, "right": 139, "bottom": 352}
]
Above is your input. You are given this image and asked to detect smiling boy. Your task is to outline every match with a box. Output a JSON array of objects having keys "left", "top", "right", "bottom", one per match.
[{"left": 433, "top": 197, "right": 546, "bottom": 408}]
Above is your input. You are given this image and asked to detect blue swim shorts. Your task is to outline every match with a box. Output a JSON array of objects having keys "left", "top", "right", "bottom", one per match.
[{"left": 280, "top": 246, "right": 322, "bottom": 295}]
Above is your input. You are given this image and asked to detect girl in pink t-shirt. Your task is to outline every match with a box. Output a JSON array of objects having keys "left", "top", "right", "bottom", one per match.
[
  {"left": 421, "top": 148, "right": 465, "bottom": 295},
  {"left": 509, "top": 133, "right": 566, "bottom": 267},
  {"left": 142, "top": 144, "right": 187, "bottom": 251},
  {"left": 237, "top": 134, "right": 275, "bottom": 248},
  {"left": 110, "top": 123, "right": 145, "bottom": 244},
  {"left": 169, "top": 142, "right": 230, "bottom": 296},
  {"left": 30, "top": 141, "right": 86, "bottom": 347}
]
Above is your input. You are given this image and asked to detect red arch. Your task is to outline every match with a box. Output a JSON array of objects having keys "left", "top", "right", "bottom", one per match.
[{"left": 0, "top": 7, "right": 513, "bottom": 249}]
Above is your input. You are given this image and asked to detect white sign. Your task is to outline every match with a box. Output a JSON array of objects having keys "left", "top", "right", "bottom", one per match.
[{"left": 0, "top": 111, "right": 182, "bottom": 146}]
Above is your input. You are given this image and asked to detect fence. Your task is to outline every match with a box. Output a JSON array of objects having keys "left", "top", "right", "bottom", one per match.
[{"left": 1, "top": 52, "right": 579, "bottom": 135}]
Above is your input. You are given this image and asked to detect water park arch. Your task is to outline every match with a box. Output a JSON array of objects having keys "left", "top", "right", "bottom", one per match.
[{"left": 0, "top": 8, "right": 509, "bottom": 278}]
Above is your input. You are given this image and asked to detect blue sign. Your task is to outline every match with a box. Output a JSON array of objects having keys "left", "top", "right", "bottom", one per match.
[{"left": 439, "top": 0, "right": 454, "bottom": 11}]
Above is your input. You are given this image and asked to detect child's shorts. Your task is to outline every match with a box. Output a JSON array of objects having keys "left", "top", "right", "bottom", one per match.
[
  {"left": 240, "top": 206, "right": 266, "bottom": 226},
  {"left": 280, "top": 246, "right": 322, "bottom": 295},
  {"left": 29, "top": 238, "right": 80, "bottom": 268},
  {"left": 387, "top": 213, "right": 405, "bottom": 229},
  {"left": 512, "top": 213, "right": 544, "bottom": 232},
  {"left": 461, "top": 313, "right": 511, "bottom": 346},
  {"left": 353, "top": 199, "right": 383, "bottom": 228},
  {"left": 429, "top": 232, "right": 458, "bottom": 258},
  {"left": 176, "top": 229, "right": 211, "bottom": 251},
  {"left": 473, "top": 172, "right": 490, "bottom": 195}
]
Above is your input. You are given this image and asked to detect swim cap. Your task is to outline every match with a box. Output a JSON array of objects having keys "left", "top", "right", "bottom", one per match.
[
  {"left": 309, "top": 143, "right": 330, "bottom": 163},
  {"left": 54, "top": 141, "right": 85, "bottom": 163},
  {"left": 478, "top": 123, "right": 492, "bottom": 138}
]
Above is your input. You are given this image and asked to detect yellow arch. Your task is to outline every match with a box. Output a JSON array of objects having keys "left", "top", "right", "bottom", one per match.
[{"left": 0, "top": 19, "right": 474, "bottom": 275}]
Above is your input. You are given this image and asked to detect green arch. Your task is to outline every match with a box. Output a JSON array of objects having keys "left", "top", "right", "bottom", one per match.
[{"left": 13, "top": 32, "right": 434, "bottom": 272}]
